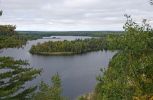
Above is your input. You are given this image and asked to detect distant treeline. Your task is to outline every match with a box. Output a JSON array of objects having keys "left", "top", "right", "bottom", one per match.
[{"left": 18, "top": 31, "right": 122, "bottom": 40}]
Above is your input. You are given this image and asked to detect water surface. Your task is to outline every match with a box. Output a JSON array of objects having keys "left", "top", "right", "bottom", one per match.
[{"left": 0, "top": 36, "right": 116, "bottom": 99}]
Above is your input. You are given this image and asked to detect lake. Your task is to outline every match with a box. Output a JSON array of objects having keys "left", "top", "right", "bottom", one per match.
[{"left": 0, "top": 36, "right": 116, "bottom": 100}]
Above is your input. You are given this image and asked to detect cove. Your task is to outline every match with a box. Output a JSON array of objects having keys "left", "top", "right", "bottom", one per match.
[{"left": 0, "top": 36, "right": 116, "bottom": 99}]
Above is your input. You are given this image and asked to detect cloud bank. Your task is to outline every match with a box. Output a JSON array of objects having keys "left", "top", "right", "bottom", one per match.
[{"left": 0, "top": 0, "right": 153, "bottom": 31}]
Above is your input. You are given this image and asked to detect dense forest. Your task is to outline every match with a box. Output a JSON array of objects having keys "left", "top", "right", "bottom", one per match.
[
  {"left": 30, "top": 38, "right": 108, "bottom": 55},
  {"left": 79, "top": 16, "right": 153, "bottom": 100},
  {"left": 19, "top": 31, "right": 122, "bottom": 40}
]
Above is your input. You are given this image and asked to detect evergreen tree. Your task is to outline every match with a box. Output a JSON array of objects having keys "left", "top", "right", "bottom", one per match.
[
  {"left": 32, "top": 73, "right": 66, "bottom": 100},
  {"left": 0, "top": 57, "right": 41, "bottom": 100},
  {"left": 95, "top": 16, "right": 153, "bottom": 100}
]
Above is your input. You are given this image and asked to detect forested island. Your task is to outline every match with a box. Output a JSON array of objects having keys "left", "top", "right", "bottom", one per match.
[{"left": 30, "top": 38, "right": 108, "bottom": 55}]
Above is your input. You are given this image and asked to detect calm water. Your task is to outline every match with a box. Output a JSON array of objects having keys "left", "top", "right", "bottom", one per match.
[{"left": 0, "top": 36, "right": 116, "bottom": 100}]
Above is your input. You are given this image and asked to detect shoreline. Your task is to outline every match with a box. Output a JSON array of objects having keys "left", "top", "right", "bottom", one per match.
[{"left": 30, "top": 52, "right": 75, "bottom": 56}]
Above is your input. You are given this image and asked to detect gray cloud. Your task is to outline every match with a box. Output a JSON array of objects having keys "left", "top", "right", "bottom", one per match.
[{"left": 0, "top": 0, "right": 153, "bottom": 31}]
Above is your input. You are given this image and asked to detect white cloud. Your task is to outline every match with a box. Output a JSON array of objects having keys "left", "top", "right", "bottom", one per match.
[{"left": 0, "top": 0, "right": 153, "bottom": 31}]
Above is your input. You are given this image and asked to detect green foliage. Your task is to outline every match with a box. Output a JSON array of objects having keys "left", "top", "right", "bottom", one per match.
[
  {"left": 19, "top": 31, "right": 122, "bottom": 39},
  {"left": 0, "top": 24, "right": 41, "bottom": 99},
  {"left": 0, "top": 25, "right": 16, "bottom": 36},
  {"left": 0, "top": 35, "right": 27, "bottom": 49},
  {"left": 0, "top": 57, "right": 41, "bottom": 100},
  {"left": 95, "top": 16, "right": 153, "bottom": 100},
  {"left": 32, "top": 73, "right": 66, "bottom": 100},
  {"left": 30, "top": 38, "right": 107, "bottom": 55},
  {"left": 0, "top": 25, "right": 27, "bottom": 49}
]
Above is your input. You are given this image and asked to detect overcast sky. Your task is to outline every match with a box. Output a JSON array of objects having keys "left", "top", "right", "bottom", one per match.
[{"left": 0, "top": 0, "right": 153, "bottom": 31}]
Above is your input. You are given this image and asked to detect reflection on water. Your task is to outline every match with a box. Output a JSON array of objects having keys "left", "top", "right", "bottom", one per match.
[{"left": 0, "top": 36, "right": 116, "bottom": 99}]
